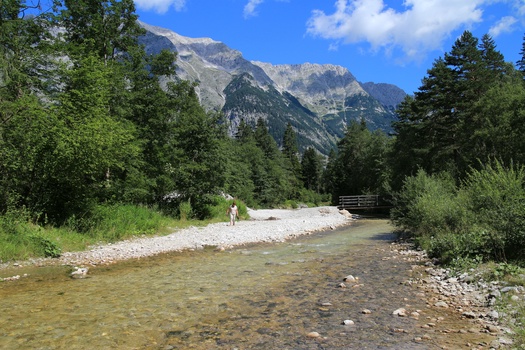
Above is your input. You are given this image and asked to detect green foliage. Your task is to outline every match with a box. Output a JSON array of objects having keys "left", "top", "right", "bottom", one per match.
[
  {"left": 178, "top": 200, "right": 192, "bottom": 221},
  {"left": 391, "top": 31, "right": 511, "bottom": 189},
  {"left": 390, "top": 169, "right": 462, "bottom": 236},
  {"left": 0, "top": 207, "right": 61, "bottom": 260},
  {"left": 298, "top": 188, "right": 330, "bottom": 207},
  {"left": 461, "top": 161, "right": 525, "bottom": 262},
  {"left": 28, "top": 234, "right": 62, "bottom": 258},
  {"left": 74, "top": 204, "right": 172, "bottom": 241},
  {"left": 392, "top": 161, "right": 525, "bottom": 265},
  {"left": 327, "top": 119, "right": 392, "bottom": 201}
]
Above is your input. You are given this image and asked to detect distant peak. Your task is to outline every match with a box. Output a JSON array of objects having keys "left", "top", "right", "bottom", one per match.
[{"left": 138, "top": 20, "right": 219, "bottom": 46}]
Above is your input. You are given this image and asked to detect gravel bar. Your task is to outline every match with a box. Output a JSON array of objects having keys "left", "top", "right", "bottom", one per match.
[{"left": 2, "top": 206, "right": 354, "bottom": 269}]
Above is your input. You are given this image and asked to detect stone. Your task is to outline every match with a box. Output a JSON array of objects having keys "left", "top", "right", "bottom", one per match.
[
  {"left": 434, "top": 301, "right": 448, "bottom": 308},
  {"left": 342, "top": 320, "right": 355, "bottom": 325},
  {"left": 361, "top": 309, "right": 372, "bottom": 314},
  {"left": 498, "top": 337, "right": 513, "bottom": 345},
  {"left": 393, "top": 308, "right": 407, "bottom": 317},
  {"left": 70, "top": 267, "right": 89, "bottom": 279},
  {"left": 487, "top": 310, "right": 499, "bottom": 319},
  {"left": 462, "top": 311, "right": 477, "bottom": 319},
  {"left": 490, "top": 340, "right": 501, "bottom": 349},
  {"left": 486, "top": 325, "right": 499, "bottom": 334},
  {"left": 343, "top": 275, "right": 356, "bottom": 282},
  {"left": 501, "top": 286, "right": 518, "bottom": 293},
  {"left": 306, "top": 332, "right": 320, "bottom": 338}
]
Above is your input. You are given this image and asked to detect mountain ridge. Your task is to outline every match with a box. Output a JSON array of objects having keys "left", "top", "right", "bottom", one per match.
[{"left": 138, "top": 21, "right": 407, "bottom": 154}]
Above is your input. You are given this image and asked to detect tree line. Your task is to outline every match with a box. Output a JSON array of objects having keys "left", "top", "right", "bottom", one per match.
[{"left": 0, "top": 0, "right": 334, "bottom": 228}]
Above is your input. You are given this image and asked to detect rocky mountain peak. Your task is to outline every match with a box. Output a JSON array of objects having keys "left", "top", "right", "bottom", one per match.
[{"left": 138, "top": 21, "right": 407, "bottom": 154}]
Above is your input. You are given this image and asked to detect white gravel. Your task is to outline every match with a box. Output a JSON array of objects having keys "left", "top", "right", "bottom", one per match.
[{"left": 40, "top": 206, "right": 354, "bottom": 267}]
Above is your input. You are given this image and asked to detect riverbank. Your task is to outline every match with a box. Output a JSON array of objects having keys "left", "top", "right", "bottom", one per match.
[
  {"left": 0, "top": 206, "right": 355, "bottom": 271},
  {"left": 1, "top": 208, "right": 522, "bottom": 347},
  {"left": 392, "top": 241, "right": 521, "bottom": 349}
]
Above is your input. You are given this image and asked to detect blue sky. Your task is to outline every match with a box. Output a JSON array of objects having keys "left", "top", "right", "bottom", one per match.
[{"left": 134, "top": 0, "right": 525, "bottom": 95}]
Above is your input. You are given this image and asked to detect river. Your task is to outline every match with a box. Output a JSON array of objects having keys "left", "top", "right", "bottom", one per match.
[{"left": 0, "top": 218, "right": 492, "bottom": 349}]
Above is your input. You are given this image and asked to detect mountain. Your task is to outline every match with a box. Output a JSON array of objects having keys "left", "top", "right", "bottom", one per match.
[{"left": 138, "top": 21, "right": 407, "bottom": 154}]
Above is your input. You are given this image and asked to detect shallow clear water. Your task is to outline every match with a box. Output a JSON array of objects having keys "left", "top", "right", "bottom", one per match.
[{"left": 0, "top": 219, "right": 486, "bottom": 349}]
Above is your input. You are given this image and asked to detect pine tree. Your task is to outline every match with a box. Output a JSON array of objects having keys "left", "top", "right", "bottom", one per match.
[
  {"left": 282, "top": 122, "right": 302, "bottom": 198},
  {"left": 301, "top": 147, "right": 322, "bottom": 192},
  {"left": 392, "top": 31, "right": 508, "bottom": 184},
  {"left": 517, "top": 34, "right": 525, "bottom": 75}
]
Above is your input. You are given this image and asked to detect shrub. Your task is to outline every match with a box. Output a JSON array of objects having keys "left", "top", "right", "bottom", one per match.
[
  {"left": 461, "top": 161, "right": 525, "bottom": 262},
  {"left": 29, "top": 234, "right": 62, "bottom": 258},
  {"left": 0, "top": 208, "right": 62, "bottom": 260},
  {"left": 179, "top": 200, "right": 192, "bottom": 221},
  {"left": 392, "top": 161, "right": 525, "bottom": 265},
  {"left": 390, "top": 169, "right": 460, "bottom": 235}
]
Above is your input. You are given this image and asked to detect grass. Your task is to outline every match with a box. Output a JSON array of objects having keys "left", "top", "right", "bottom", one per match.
[{"left": 0, "top": 200, "right": 244, "bottom": 262}]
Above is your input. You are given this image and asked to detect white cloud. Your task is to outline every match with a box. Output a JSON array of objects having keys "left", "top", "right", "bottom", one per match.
[
  {"left": 512, "top": 0, "right": 525, "bottom": 16},
  {"left": 244, "top": 0, "right": 264, "bottom": 19},
  {"left": 134, "top": 0, "right": 186, "bottom": 14},
  {"left": 489, "top": 16, "right": 518, "bottom": 37},
  {"left": 306, "top": 0, "right": 490, "bottom": 62}
]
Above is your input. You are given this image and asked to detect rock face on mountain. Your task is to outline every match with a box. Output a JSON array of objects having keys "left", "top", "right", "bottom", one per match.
[{"left": 138, "top": 21, "right": 406, "bottom": 154}]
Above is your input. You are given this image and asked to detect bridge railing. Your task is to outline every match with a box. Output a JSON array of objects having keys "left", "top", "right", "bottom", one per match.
[{"left": 338, "top": 195, "right": 392, "bottom": 210}]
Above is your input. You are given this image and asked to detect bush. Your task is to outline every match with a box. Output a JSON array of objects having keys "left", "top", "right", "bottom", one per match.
[
  {"left": 179, "top": 200, "right": 192, "bottom": 221},
  {"left": 298, "top": 188, "right": 330, "bottom": 207},
  {"left": 392, "top": 161, "right": 525, "bottom": 265},
  {"left": 390, "top": 169, "right": 461, "bottom": 235},
  {"left": 0, "top": 208, "right": 62, "bottom": 260},
  {"left": 29, "top": 234, "right": 62, "bottom": 258},
  {"left": 461, "top": 161, "right": 525, "bottom": 262}
]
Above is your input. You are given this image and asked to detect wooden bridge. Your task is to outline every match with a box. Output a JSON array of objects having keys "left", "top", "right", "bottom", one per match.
[{"left": 338, "top": 195, "right": 393, "bottom": 211}]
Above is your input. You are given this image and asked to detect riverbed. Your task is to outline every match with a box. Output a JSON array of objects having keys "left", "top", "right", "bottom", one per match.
[{"left": 0, "top": 218, "right": 496, "bottom": 349}]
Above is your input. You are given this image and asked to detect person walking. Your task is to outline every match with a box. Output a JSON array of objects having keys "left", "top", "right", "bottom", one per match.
[{"left": 227, "top": 201, "right": 239, "bottom": 226}]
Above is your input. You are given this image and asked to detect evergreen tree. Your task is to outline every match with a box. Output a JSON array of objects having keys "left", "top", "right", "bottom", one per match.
[
  {"left": 517, "top": 33, "right": 525, "bottom": 75},
  {"left": 323, "top": 148, "right": 338, "bottom": 202},
  {"left": 301, "top": 147, "right": 322, "bottom": 192},
  {"left": 235, "top": 118, "right": 254, "bottom": 144},
  {"left": 330, "top": 119, "right": 390, "bottom": 198},
  {"left": 254, "top": 117, "right": 280, "bottom": 160},
  {"left": 392, "top": 30, "right": 511, "bottom": 187},
  {"left": 282, "top": 122, "right": 302, "bottom": 198}
]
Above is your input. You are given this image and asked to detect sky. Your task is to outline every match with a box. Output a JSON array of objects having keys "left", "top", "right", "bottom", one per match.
[{"left": 133, "top": 0, "right": 525, "bottom": 95}]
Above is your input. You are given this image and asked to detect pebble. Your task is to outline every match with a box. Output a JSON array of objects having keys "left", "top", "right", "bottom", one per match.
[
  {"left": 434, "top": 301, "right": 448, "bottom": 308},
  {"left": 392, "top": 308, "right": 407, "bottom": 317},
  {"left": 343, "top": 275, "right": 356, "bottom": 282},
  {"left": 0, "top": 206, "right": 352, "bottom": 270}
]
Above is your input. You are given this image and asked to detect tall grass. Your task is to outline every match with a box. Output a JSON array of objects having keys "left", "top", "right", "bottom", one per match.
[
  {"left": 0, "top": 197, "right": 249, "bottom": 262},
  {"left": 75, "top": 204, "right": 176, "bottom": 241}
]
